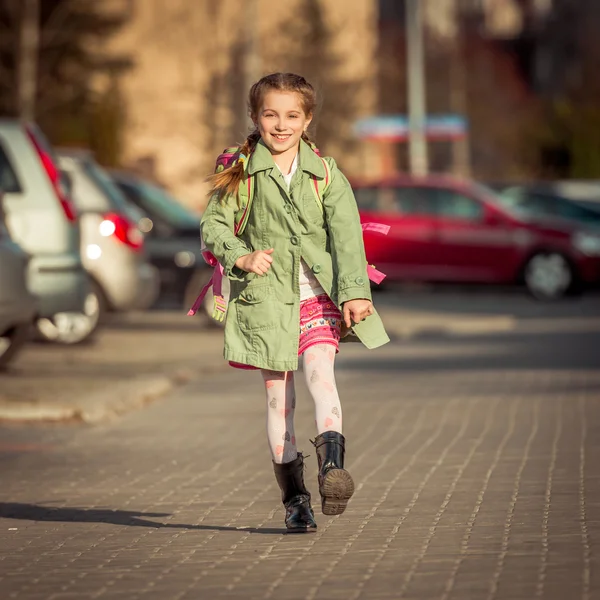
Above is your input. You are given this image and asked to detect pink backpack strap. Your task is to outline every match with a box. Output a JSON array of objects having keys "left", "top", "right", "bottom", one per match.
[
  {"left": 187, "top": 263, "right": 226, "bottom": 318},
  {"left": 201, "top": 249, "right": 218, "bottom": 267},
  {"left": 188, "top": 146, "right": 244, "bottom": 319},
  {"left": 366, "top": 264, "right": 386, "bottom": 285},
  {"left": 187, "top": 274, "right": 214, "bottom": 316},
  {"left": 362, "top": 222, "right": 390, "bottom": 235},
  {"left": 361, "top": 222, "right": 390, "bottom": 284}
]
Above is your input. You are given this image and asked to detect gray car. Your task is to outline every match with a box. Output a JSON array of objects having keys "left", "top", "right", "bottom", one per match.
[
  {"left": 0, "top": 193, "right": 37, "bottom": 369},
  {"left": 57, "top": 150, "right": 159, "bottom": 333},
  {"left": 0, "top": 119, "right": 91, "bottom": 344}
]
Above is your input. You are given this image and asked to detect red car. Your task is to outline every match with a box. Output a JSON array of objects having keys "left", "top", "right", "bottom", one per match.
[{"left": 354, "top": 175, "right": 600, "bottom": 300}]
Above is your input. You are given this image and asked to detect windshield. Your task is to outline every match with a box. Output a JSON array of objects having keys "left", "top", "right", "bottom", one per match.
[
  {"left": 130, "top": 180, "right": 199, "bottom": 228},
  {"left": 83, "top": 159, "right": 141, "bottom": 220},
  {"left": 492, "top": 186, "right": 600, "bottom": 225},
  {"left": 572, "top": 198, "right": 600, "bottom": 213},
  {"left": 469, "top": 182, "right": 525, "bottom": 216}
]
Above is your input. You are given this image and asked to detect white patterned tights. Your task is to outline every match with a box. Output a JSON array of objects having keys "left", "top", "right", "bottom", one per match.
[{"left": 262, "top": 344, "right": 342, "bottom": 464}]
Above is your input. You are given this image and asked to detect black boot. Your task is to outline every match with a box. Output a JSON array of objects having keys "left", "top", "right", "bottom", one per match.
[
  {"left": 273, "top": 454, "right": 317, "bottom": 532},
  {"left": 312, "top": 431, "right": 355, "bottom": 516}
]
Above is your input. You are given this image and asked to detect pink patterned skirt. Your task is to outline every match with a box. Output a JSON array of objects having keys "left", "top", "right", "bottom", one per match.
[
  {"left": 229, "top": 294, "right": 342, "bottom": 370},
  {"left": 298, "top": 294, "right": 342, "bottom": 355}
]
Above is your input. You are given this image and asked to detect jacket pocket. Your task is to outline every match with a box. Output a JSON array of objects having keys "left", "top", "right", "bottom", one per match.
[
  {"left": 235, "top": 282, "right": 278, "bottom": 331},
  {"left": 303, "top": 193, "right": 325, "bottom": 224}
]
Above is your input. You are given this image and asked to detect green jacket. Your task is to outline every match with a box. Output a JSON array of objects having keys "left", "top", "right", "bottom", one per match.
[{"left": 200, "top": 138, "right": 389, "bottom": 371}]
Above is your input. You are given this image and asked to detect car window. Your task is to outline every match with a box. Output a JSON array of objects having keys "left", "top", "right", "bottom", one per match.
[
  {"left": 493, "top": 187, "right": 559, "bottom": 218},
  {"left": 394, "top": 187, "right": 437, "bottom": 215},
  {"left": 0, "top": 142, "right": 22, "bottom": 193},
  {"left": 523, "top": 192, "right": 559, "bottom": 216},
  {"left": 555, "top": 197, "right": 600, "bottom": 223},
  {"left": 26, "top": 123, "right": 60, "bottom": 164},
  {"left": 117, "top": 179, "right": 199, "bottom": 228},
  {"left": 434, "top": 189, "right": 483, "bottom": 220},
  {"left": 82, "top": 159, "right": 132, "bottom": 212},
  {"left": 353, "top": 187, "right": 379, "bottom": 210}
]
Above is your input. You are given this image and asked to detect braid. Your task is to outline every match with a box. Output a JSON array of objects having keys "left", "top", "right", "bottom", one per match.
[
  {"left": 207, "top": 130, "right": 261, "bottom": 203},
  {"left": 302, "top": 131, "right": 321, "bottom": 156}
]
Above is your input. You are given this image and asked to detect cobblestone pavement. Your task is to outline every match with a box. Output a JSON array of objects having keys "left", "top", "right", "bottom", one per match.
[{"left": 1, "top": 298, "right": 600, "bottom": 599}]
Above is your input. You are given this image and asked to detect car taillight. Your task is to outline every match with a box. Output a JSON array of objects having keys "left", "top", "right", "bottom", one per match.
[
  {"left": 25, "top": 128, "right": 77, "bottom": 223},
  {"left": 100, "top": 212, "right": 144, "bottom": 251}
]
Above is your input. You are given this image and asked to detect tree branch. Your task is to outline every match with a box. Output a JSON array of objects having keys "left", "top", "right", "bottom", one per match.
[{"left": 40, "top": 0, "right": 75, "bottom": 48}]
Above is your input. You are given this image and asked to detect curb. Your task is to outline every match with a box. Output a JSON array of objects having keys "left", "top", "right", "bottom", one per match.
[
  {"left": 0, "top": 367, "right": 202, "bottom": 425},
  {"left": 0, "top": 312, "right": 517, "bottom": 424}
]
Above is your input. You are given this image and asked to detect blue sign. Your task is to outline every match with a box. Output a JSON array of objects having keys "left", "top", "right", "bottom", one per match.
[{"left": 354, "top": 114, "right": 468, "bottom": 141}]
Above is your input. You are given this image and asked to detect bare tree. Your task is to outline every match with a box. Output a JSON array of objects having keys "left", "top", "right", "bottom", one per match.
[{"left": 16, "top": 0, "right": 39, "bottom": 121}]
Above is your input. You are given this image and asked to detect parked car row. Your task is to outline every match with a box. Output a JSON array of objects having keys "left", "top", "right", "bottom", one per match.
[
  {"left": 3, "top": 115, "right": 598, "bottom": 371},
  {"left": 108, "top": 169, "right": 206, "bottom": 310},
  {"left": 354, "top": 175, "right": 600, "bottom": 300},
  {"left": 0, "top": 195, "right": 37, "bottom": 368},
  {"left": 0, "top": 118, "right": 209, "bottom": 369}
]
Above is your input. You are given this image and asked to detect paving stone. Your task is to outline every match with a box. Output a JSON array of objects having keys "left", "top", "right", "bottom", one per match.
[{"left": 1, "top": 302, "right": 600, "bottom": 599}]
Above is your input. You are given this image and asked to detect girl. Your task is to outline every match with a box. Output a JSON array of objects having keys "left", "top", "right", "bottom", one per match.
[{"left": 200, "top": 73, "right": 389, "bottom": 532}]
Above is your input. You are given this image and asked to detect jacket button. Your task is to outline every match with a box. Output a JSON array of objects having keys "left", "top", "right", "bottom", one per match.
[
  {"left": 285, "top": 204, "right": 293, "bottom": 213},
  {"left": 355, "top": 276, "right": 365, "bottom": 285},
  {"left": 225, "top": 240, "right": 235, "bottom": 250},
  {"left": 312, "top": 264, "right": 322, "bottom": 274},
  {"left": 246, "top": 292, "right": 254, "bottom": 301},
  {"left": 290, "top": 235, "right": 299, "bottom": 245}
]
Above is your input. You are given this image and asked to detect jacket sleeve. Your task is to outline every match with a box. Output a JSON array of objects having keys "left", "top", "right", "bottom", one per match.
[
  {"left": 322, "top": 157, "right": 372, "bottom": 305},
  {"left": 200, "top": 194, "right": 251, "bottom": 281}
]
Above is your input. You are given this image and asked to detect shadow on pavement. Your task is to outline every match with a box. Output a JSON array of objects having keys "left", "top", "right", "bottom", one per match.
[
  {"left": 340, "top": 330, "right": 600, "bottom": 373},
  {"left": 0, "top": 502, "right": 288, "bottom": 535},
  {"left": 377, "top": 284, "right": 600, "bottom": 320}
]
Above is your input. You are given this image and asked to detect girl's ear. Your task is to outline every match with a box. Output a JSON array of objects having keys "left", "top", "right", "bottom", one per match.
[{"left": 305, "top": 113, "right": 313, "bottom": 130}]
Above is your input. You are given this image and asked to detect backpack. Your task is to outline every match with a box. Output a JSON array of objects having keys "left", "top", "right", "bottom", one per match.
[{"left": 187, "top": 145, "right": 388, "bottom": 320}]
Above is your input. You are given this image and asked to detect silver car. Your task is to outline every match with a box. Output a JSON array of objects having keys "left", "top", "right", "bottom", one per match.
[
  {"left": 0, "top": 193, "right": 37, "bottom": 369},
  {"left": 0, "top": 119, "right": 91, "bottom": 345},
  {"left": 57, "top": 150, "right": 159, "bottom": 320}
]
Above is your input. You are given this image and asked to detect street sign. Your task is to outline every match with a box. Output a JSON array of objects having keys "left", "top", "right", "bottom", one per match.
[{"left": 354, "top": 114, "right": 468, "bottom": 142}]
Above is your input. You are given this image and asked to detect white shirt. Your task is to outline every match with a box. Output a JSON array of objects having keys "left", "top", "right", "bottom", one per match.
[{"left": 275, "top": 155, "right": 325, "bottom": 301}]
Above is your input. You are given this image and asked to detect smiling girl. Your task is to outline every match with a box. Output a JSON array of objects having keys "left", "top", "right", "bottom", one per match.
[{"left": 200, "top": 73, "right": 389, "bottom": 532}]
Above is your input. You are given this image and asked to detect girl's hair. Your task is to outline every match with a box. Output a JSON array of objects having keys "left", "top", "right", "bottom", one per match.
[{"left": 207, "top": 73, "right": 317, "bottom": 202}]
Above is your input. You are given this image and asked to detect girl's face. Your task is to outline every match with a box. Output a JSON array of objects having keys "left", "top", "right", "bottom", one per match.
[{"left": 255, "top": 91, "right": 312, "bottom": 156}]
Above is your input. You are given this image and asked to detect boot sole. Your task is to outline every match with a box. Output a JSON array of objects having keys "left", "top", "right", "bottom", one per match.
[
  {"left": 286, "top": 525, "right": 317, "bottom": 534},
  {"left": 320, "top": 469, "right": 355, "bottom": 516}
]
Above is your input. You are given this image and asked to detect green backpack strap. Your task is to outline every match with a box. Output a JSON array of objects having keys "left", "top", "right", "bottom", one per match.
[
  {"left": 309, "top": 156, "right": 331, "bottom": 213},
  {"left": 233, "top": 172, "right": 255, "bottom": 236}
]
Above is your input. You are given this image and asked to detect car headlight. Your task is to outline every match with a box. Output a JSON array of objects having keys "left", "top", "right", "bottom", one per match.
[{"left": 573, "top": 231, "right": 600, "bottom": 256}]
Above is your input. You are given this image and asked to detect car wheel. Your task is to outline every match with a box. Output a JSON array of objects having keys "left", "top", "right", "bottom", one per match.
[
  {"left": 523, "top": 251, "right": 574, "bottom": 300},
  {"left": 35, "top": 282, "right": 104, "bottom": 344},
  {"left": 0, "top": 323, "right": 30, "bottom": 370}
]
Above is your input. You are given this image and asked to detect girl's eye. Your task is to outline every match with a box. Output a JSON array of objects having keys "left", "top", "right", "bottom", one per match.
[{"left": 289, "top": 114, "right": 299, "bottom": 119}]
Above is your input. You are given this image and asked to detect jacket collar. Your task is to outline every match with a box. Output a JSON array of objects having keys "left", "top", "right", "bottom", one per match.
[{"left": 248, "top": 138, "right": 326, "bottom": 178}]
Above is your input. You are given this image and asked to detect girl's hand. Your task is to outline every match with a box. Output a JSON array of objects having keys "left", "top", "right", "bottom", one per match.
[
  {"left": 235, "top": 248, "right": 274, "bottom": 276},
  {"left": 342, "top": 299, "right": 374, "bottom": 328}
]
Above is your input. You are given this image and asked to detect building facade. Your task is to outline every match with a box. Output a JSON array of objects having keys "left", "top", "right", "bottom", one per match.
[{"left": 97, "top": 0, "right": 379, "bottom": 209}]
